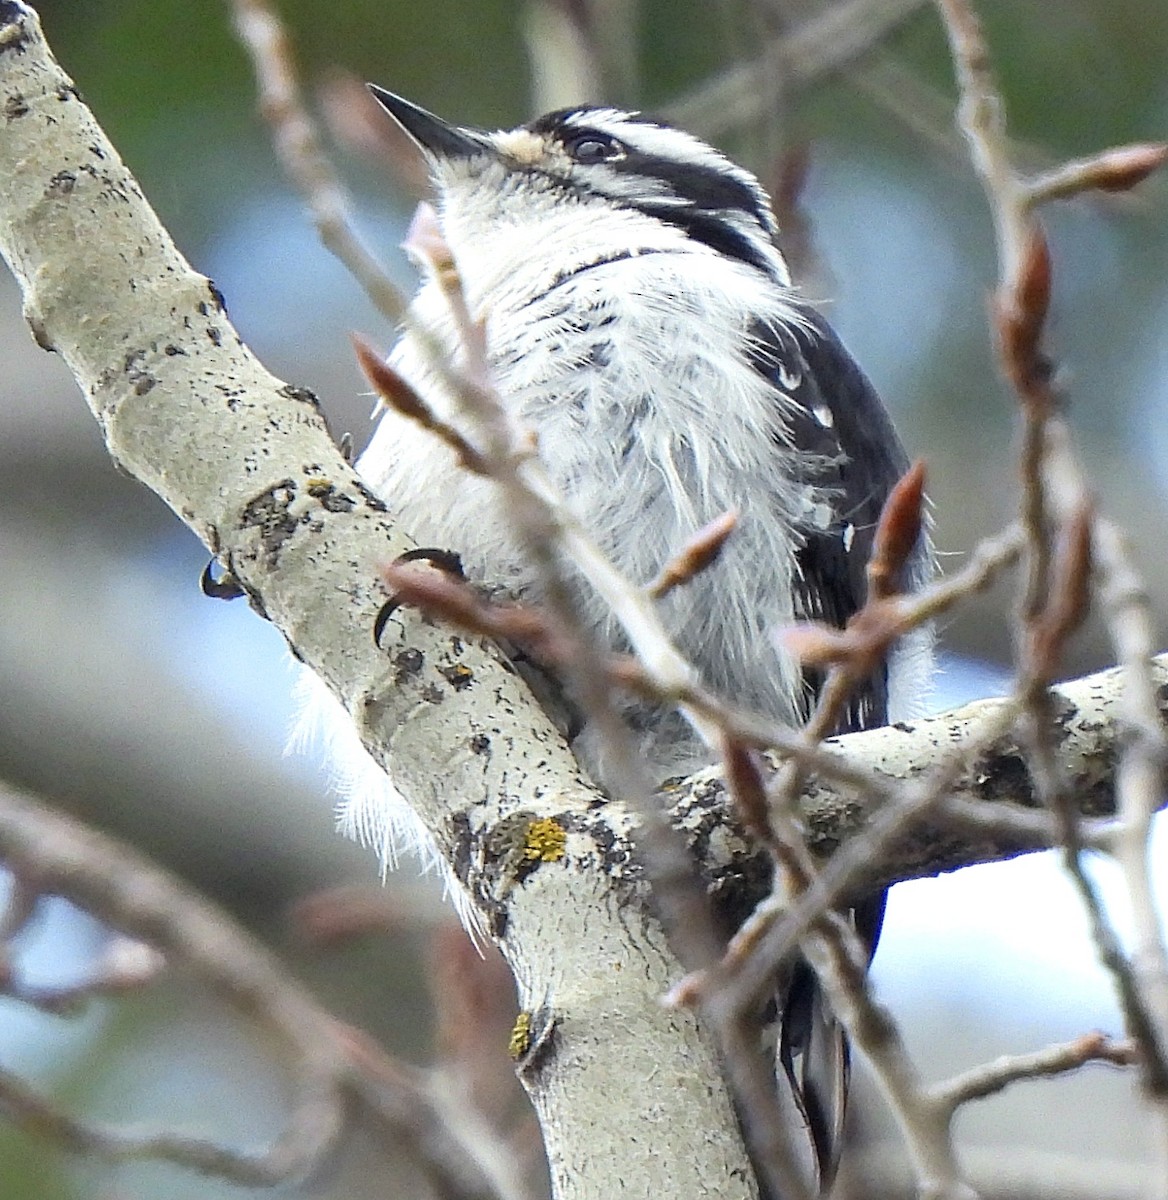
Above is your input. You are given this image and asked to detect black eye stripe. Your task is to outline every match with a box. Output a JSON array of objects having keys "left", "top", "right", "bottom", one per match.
[
  {"left": 634, "top": 205, "right": 776, "bottom": 275},
  {"left": 610, "top": 154, "right": 770, "bottom": 226},
  {"left": 525, "top": 110, "right": 767, "bottom": 219}
]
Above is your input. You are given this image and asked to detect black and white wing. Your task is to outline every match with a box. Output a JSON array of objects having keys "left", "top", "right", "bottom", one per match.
[
  {"left": 756, "top": 307, "right": 919, "bottom": 735},
  {"left": 751, "top": 308, "right": 925, "bottom": 1190}
]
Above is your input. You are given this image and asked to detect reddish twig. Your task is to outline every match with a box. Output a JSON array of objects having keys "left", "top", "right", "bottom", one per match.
[
  {"left": 934, "top": 0, "right": 1168, "bottom": 1142},
  {"left": 930, "top": 1031, "right": 1137, "bottom": 1111}
]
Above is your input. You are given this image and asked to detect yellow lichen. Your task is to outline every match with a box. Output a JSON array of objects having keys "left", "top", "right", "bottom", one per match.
[
  {"left": 439, "top": 662, "right": 474, "bottom": 690},
  {"left": 509, "top": 1011, "right": 532, "bottom": 1060},
  {"left": 522, "top": 816, "right": 566, "bottom": 863}
]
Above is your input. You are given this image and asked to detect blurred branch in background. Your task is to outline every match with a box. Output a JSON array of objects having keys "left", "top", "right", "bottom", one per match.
[
  {"left": 521, "top": 0, "right": 607, "bottom": 112},
  {"left": 933, "top": 0, "right": 1168, "bottom": 1162},
  {"left": 230, "top": 0, "right": 408, "bottom": 324},
  {"left": 666, "top": 0, "right": 928, "bottom": 135},
  {"left": 838, "top": 1144, "right": 1154, "bottom": 1200},
  {"left": 0, "top": 782, "right": 538, "bottom": 1200}
]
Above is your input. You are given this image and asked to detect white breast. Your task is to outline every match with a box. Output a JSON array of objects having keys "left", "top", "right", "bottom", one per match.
[{"left": 358, "top": 197, "right": 816, "bottom": 763}]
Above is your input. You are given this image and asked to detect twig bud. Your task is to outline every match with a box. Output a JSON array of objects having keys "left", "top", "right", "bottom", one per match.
[{"left": 867, "top": 460, "right": 927, "bottom": 601}]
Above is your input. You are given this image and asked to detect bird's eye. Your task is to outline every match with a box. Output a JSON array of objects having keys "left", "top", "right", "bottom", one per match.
[{"left": 565, "top": 132, "right": 623, "bottom": 164}]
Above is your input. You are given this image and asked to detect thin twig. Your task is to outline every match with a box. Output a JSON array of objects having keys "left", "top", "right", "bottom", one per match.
[
  {"left": 930, "top": 1032, "right": 1137, "bottom": 1111},
  {"left": 402, "top": 216, "right": 819, "bottom": 1200},
  {"left": 228, "top": 0, "right": 408, "bottom": 324},
  {"left": 0, "top": 1064, "right": 322, "bottom": 1186},
  {"left": 0, "top": 783, "right": 510, "bottom": 1198},
  {"left": 934, "top": 0, "right": 1168, "bottom": 1155},
  {"left": 0, "top": 936, "right": 164, "bottom": 1015},
  {"left": 796, "top": 915, "right": 976, "bottom": 1198},
  {"left": 712, "top": 694, "right": 1020, "bottom": 1015},
  {"left": 679, "top": 521, "right": 1025, "bottom": 1011},
  {"left": 1027, "top": 143, "right": 1168, "bottom": 207}
]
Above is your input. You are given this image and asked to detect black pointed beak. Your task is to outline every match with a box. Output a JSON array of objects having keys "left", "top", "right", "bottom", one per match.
[{"left": 368, "top": 86, "right": 487, "bottom": 160}]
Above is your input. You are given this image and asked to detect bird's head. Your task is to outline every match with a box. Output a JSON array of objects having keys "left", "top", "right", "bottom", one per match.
[{"left": 369, "top": 86, "right": 791, "bottom": 288}]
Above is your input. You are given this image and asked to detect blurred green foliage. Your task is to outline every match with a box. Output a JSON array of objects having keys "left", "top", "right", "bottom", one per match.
[{"left": 0, "top": 1120, "right": 73, "bottom": 1200}]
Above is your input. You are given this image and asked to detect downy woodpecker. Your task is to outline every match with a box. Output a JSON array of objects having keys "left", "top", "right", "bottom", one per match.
[{"left": 301, "top": 89, "right": 932, "bottom": 1191}]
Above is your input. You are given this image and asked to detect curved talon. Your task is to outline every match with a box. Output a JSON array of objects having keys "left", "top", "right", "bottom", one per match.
[
  {"left": 395, "top": 546, "right": 465, "bottom": 575},
  {"left": 373, "top": 597, "right": 401, "bottom": 648},
  {"left": 200, "top": 558, "right": 246, "bottom": 601},
  {"left": 373, "top": 546, "right": 466, "bottom": 648}
]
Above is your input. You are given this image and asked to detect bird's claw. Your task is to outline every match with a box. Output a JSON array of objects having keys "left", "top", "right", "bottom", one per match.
[
  {"left": 373, "top": 546, "right": 465, "bottom": 647},
  {"left": 200, "top": 558, "right": 246, "bottom": 601}
]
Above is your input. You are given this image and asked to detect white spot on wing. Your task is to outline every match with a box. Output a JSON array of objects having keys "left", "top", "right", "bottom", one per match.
[
  {"left": 778, "top": 362, "right": 801, "bottom": 391},
  {"left": 813, "top": 403, "right": 834, "bottom": 429}
]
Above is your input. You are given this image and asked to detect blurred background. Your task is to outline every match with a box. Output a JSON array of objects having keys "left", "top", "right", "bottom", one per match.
[{"left": 1, "top": 0, "right": 1166, "bottom": 1195}]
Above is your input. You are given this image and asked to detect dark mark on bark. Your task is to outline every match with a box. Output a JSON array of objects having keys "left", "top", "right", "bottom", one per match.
[
  {"left": 450, "top": 811, "right": 474, "bottom": 886},
  {"left": 113, "top": 348, "right": 158, "bottom": 397},
  {"left": 0, "top": 9, "right": 30, "bottom": 55},
  {"left": 393, "top": 647, "right": 424, "bottom": 683},
  {"left": 46, "top": 169, "right": 76, "bottom": 196},
  {"left": 216, "top": 384, "right": 246, "bottom": 410},
  {"left": 239, "top": 479, "right": 299, "bottom": 565},
  {"left": 450, "top": 811, "right": 509, "bottom": 937},
  {"left": 278, "top": 383, "right": 321, "bottom": 409},
  {"left": 305, "top": 480, "right": 356, "bottom": 512},
  {"left": 28, "top": 312, "right": 53, "bottom": 352},
  {"left": 351, "top": 479, "right": 389, "bottom": 513},
  {"left": 574, "top": 810, "right": 637, "bottom": 880},
  {"left": 970, "top": 741, "right": 1034, "bottom": 807},
  {"left": 662, "top": 775, "right": 774, "bottom": 934},
  {"left": 4, "top": 91, "right": 28, "bottom": 118}
]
